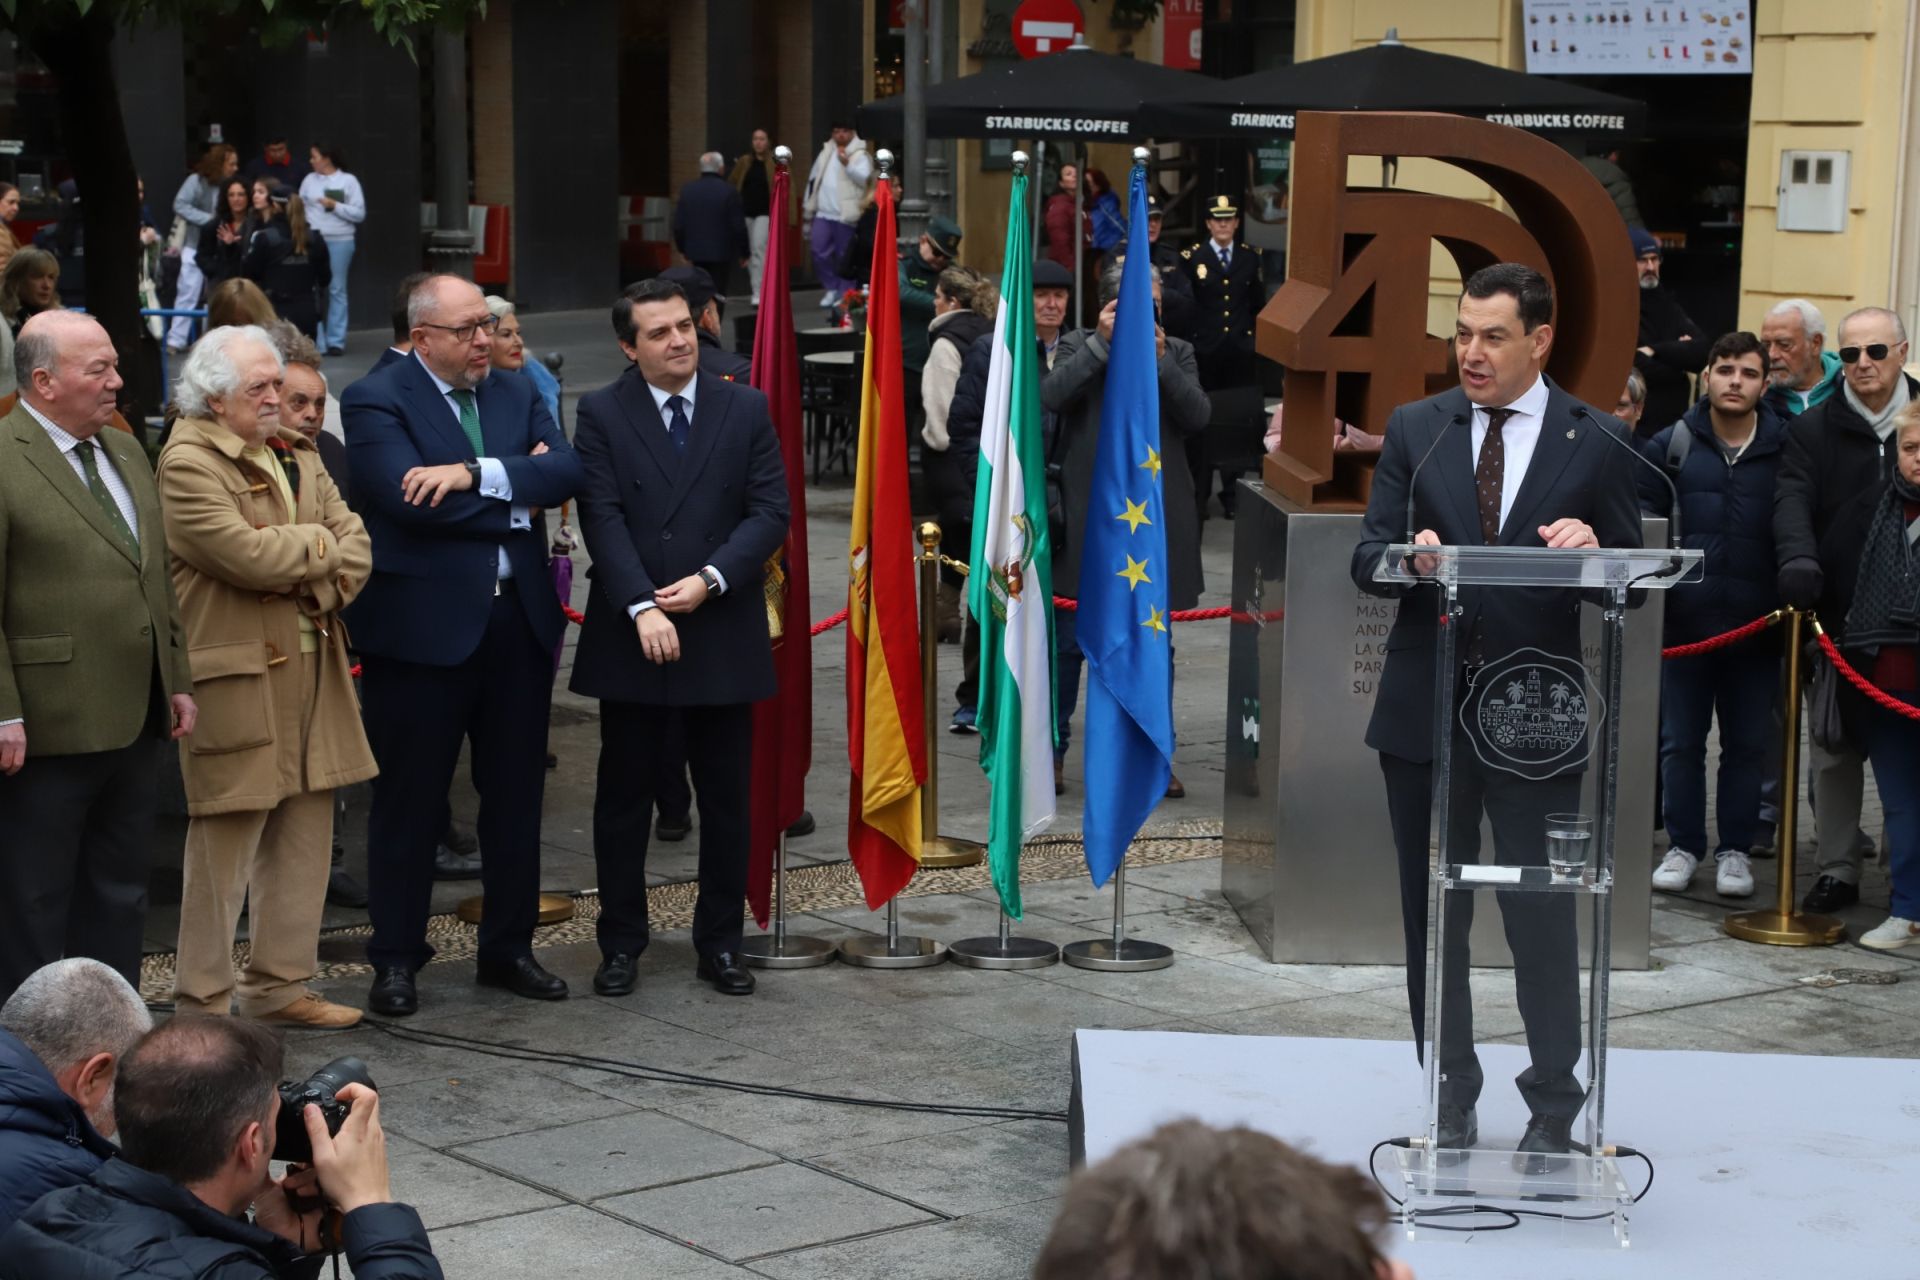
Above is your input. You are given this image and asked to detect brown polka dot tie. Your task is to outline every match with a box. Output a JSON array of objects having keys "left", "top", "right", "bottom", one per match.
[{"left": 1475, "top": 406, "right": 1516, "bottom": 545}]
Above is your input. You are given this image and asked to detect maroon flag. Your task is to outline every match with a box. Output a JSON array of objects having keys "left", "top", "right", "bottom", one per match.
[{"left": 746, "top": 158, "right": 811, "bottom": 927}]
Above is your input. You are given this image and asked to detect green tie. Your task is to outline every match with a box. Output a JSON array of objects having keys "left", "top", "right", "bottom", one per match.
[
  {"left": 75, "top": 440, "right": 138, "bottom": 553},
  {"left": 449, "top": 388, "right": 485, "bottom": 457}
]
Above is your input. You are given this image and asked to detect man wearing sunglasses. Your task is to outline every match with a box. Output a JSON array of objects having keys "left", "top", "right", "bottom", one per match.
[
  {"left": 1774, "top": 306, "right": 1913, "bottom": 913},
  {"left": 342, "top": 274, "right": 584, "bottom": 1016}
]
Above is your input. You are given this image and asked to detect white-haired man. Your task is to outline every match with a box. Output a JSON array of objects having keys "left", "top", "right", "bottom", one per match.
[
  {"left": 159, "top": 325, "right": 376, "bottom": 1028},
  {"left": 0, "top": 958, "right": 153, "bottom": 1232},
  {"left": 0, "top": 312, "right": 197, "bottom": 1004},
  {"left": 672, "top": 150, "right": 749, "bottom": 299},
  {"left": 1760, "top": 298, "right": 1843, "bottom": 419}
]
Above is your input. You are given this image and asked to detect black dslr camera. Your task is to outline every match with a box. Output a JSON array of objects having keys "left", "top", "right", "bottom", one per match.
[{"left": 274, "top": 1056, "right": 376, "bottom": 1164}]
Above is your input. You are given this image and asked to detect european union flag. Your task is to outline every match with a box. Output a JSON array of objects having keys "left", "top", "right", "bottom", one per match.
[{"left": 1077, "top": 163, "right": 1174, "bottom": 887}]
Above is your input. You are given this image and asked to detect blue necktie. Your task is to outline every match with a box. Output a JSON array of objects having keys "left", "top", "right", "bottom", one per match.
[{"left": 666, "top": 394, "right": 690, "bottom": 454}]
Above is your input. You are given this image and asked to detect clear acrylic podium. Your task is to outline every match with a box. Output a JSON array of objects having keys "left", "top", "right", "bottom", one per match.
[{"left": 1374, "top": 544, "right": 1703, "bottom": 1246}]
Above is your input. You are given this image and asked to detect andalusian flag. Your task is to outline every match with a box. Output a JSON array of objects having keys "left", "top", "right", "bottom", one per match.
[
  {"left": 846, "top": 173, "right": 925, "bottom": 909},
  {"left": 969, "top": 171, "right": 1055, "bottom": 919}
]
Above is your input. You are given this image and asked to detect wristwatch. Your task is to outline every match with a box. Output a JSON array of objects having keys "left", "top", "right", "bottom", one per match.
[
  {"left": 698, "top": 567, "right": 722, "bottom": 595},
  {"left": 463, "top": 460, "right": 482, "bottom": 489}
]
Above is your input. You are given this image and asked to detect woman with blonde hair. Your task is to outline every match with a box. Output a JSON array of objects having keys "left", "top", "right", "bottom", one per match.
[
  {"left": 0, "top": 247, "right": 61, "bottom": 336},
  {"left": 203, "top": 277, "right": 278, "bottom": 331},
  {"left": 244, "top": 184, "right": 331, "bottom": 340}
]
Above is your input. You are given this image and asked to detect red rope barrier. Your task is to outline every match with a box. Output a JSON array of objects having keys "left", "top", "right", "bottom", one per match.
[
  {"left": 1816, "top": 632, "right": 1920, "bottom": 723},
  {"left": 811, "top": 607, "right": 850, "bottom": 636},
  {"left": 1660, "top": 611, "right": 1782, "bottom": 659},
  {"left": 563, "top": 604, "right": 585, "bottom": 626}
]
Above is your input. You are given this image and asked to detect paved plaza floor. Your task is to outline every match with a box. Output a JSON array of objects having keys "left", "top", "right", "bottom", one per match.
[{"left": 146, "top": 309, "right": 1916, "bottom": 1278}]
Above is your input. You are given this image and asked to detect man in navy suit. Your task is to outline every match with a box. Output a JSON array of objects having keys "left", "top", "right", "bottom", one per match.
[
  {"left": 570, "top": 278, "right": 788, "bottom": 998},
  {"left": 343, "top": 274, "right": 584, "bottom": 1016},
  {"left": 1352, "top": 264, "right": 1642, "bottom": 1172}
]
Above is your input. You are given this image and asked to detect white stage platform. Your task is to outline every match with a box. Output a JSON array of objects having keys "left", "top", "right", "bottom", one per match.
[{"left": 1069, "top": 1029, "right": 1920, "bottom": 1275}]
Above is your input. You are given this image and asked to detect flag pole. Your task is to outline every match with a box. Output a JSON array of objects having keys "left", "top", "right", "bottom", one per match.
[
  {"left": 1060, "top": 146, "right": 1179, "bottom": 974},
  {"left": 741, "top": 831, "right": 838, "bottom": 968},
  {"left": 916, "top": 521, "right": 985, "bottom": 869}
]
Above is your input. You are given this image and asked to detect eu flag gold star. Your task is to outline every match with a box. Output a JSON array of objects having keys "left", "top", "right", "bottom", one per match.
[
  {"left": 1116, "top": 496, "right": 1152, "bottom": 533},
  {"left": 1142, "top": 604, "right": 1168, "bottom": 634},
  {"left": 1117, "top": 556, "right": 1152, "bottom": 590},
  {"left": 1140, "top": 447, "right": 1162, "bottom": 478}
]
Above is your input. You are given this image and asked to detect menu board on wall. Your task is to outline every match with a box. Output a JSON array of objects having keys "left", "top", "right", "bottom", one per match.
[{"left": 1522, "top": 0, "right": 1752, "bottom": 75}]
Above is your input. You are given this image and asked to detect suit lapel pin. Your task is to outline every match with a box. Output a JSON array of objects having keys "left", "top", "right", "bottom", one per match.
[{"left": 1566, "top": 429, "right": 1576, "bottom": 438}]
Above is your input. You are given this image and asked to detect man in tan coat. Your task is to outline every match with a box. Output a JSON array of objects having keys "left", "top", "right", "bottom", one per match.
[
  {"left": 0, "top": 312, "right": 197, "bottom": 1005},
  {"left": 159, "top": 325, "right": 376, "bottom": 1027}
]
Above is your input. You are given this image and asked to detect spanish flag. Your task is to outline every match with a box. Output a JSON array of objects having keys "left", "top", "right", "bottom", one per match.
[{"left": 846, "top": 174, "right": 924, "bottom": 908}]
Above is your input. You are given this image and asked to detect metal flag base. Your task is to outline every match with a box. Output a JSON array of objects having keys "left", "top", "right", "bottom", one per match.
[
  {"left": 1724, "top": 909, "right": 1846, "bottom": 947},
  {"left": 840, "top": 898, "right": 948, "bottom": 969},
  {"left": 1062, "top": 862, "right": 1174, "bottom": 972},
  {"left": 742, "top": 834, "right": 838, "bottom": 969},
  {"left": 951, "top": 908, "right": 1060, "bottom": 970},
  {"left": 918, "top": 834, "right": 986, "bottom": 869}
]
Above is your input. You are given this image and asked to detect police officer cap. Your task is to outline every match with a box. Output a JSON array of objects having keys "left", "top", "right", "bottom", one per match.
[
  {"left": 1032, "top": 259, "right": 1073, "bottom": 289},
  {"left": 659, "top": 265, "right": 718, "bottom": 314},
  {"left": 1146, "top": 195, "right": 1164, "bottom": 218},
  {"left": 1205, "top": 195, "right": 1239, "bottom": 220},
  {"left": 927, "top": 216, "right": 964, "bottom": 260}
]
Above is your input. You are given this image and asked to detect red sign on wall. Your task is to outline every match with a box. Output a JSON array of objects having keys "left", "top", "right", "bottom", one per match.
[
  {"left": 1012, "top": 0, "right": 1085, "bottom": 59},
  {"left": 1162, "top": 0, "right": 1203, "bottom": 70}
]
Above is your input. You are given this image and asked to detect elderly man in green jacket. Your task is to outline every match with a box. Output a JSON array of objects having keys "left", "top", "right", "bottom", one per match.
[{"left": 0, "top": 311, "right": 196, "bottom": 1004}]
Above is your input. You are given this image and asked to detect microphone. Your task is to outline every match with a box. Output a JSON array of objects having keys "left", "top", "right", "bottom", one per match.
[
  {"left": 1405, "top": 411, "right": 1469, "bottom": 545},
  {"left": 1579, "top": 406, "right": 1682, "bottom": 551}
]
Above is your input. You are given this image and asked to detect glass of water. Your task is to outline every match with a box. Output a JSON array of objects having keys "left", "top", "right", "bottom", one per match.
[{"left": 1545, "top": 813, "right": 1594, "bottom": 882}]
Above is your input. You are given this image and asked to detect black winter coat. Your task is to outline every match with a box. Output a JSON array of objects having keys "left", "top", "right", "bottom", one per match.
[
  {"left": 0, "top": 1158, "right": 442, "bottom": 1280},
  {"left": 1632, "top": 286, "right": 1706, "bottom": 436},
  {"left": 1772, "top": 375, "right": 1915, "bottom": 634},
  {"left": 1638, "top": 399, "right": 1787, "bottom": 646},
  {"left": 921, "top": 310, "right": 996, "bottom": 534},
  {"left": 671, "top": 173, "right": 749, "bottom": 268},
  {"left": 0, "top": 1029, "right": 116, "bottom": 1236},
  {"left": 241, "top": 223, "right": 331, "bottom": 340}
]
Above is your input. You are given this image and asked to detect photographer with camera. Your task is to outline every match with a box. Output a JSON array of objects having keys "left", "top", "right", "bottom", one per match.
[{"left": 0, "top": 1017, "right": 440, "bottom": 1279}]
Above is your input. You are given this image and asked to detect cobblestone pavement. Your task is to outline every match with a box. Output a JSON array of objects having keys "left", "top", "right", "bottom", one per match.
[{"left": 148, "top": 308, "right": 1910, "bottom": 1278}]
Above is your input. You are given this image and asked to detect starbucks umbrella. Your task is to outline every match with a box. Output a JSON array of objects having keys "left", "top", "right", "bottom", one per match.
[
  {"left": 854, "top": 36, "right": 1207, "bottom": 142},
  {"left": 1153, "top": 28, "right": 1645, "bottom": 140}
]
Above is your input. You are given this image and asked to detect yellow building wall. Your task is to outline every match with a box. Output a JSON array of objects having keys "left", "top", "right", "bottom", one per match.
[{"left": 1740, "top": 0, "right": 1911, "bottom": 331}]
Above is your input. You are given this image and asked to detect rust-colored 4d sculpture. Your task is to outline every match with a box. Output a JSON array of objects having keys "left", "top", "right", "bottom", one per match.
[{"left": 1261, "top": 111, "right": 1637, "bottom": 510}]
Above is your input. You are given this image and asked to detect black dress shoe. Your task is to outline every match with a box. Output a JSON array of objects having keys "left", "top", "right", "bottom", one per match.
[
  {"left": 1435, "top": 1102, "right": 1477, "bottom": 1166},
  {"left": 368, "top": 966, "right": 417, "bottom": 1017},
  {"left": 695, "top": 951, "right": 756, "bottom": 995},
  {"left": 1512, "top": 1114, "right": 1574, "bottom": 1175},
  {"left": 655, "top": 813, "right": 693, "bottom": 842},
  {"left": 476, "top": 955, "right": 569, "bottom": 1001},
  {"left": 785, "top": 810, "right": 817, "bottom": 839},
  {"left": 594, "top": 953, "right": 638, "bottom": 997},
  {"left": 442, "top": 822, "right": 479, "bottom": 856},
  {"left": 434, "top": 845, "right": 483, "bottom": 880},
  {"left": 326, "top": 866, "right": 369, "bottom": 909},
  {"left": 1803, "top": 874, "right": 1859, "bottom": 913}
]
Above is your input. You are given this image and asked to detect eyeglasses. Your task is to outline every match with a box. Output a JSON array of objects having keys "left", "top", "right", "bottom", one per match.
[
  {"left": 1839, "top": 343, "right": 1895, "bottom": 364},
  {"left": 419, "top": 315, "right": 501, "bottom": 343}
]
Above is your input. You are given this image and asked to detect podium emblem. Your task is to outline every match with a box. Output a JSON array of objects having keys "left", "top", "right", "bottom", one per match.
[{"left": 1460, "top": 647, "right": 1604, "bottom": 780}]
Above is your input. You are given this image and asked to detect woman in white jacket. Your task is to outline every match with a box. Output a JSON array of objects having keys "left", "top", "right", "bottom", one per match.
[
  {"left": 297, "top": 142, "right": 366, "bottom": 356},
  {"left": 167, "top": 144, "right": 238, "bottom": 351}
]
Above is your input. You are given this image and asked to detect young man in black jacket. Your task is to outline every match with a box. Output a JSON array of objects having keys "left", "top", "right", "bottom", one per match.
[{"left": 0, "top": 1016, "right": 440, "bottom": 1280}]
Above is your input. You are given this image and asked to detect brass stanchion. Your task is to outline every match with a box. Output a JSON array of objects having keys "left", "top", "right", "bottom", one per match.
[
  {"left": 1726, "top": 607, "right": 1847, "bottom": 946},
  {"left": 914, "top": 521, "right": 985, "bottom": 869},
  {"left": 455, "top": 894, "right": 574, "bottom": 927}
]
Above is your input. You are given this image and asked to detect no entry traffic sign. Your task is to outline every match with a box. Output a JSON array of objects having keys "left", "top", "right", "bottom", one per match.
[{"left": 1012, "top": 0, "right": 1085, "bottom": 59}]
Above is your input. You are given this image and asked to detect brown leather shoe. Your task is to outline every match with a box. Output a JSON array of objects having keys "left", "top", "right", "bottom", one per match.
[
  {"left": 1164, "top": 773, "right": 1186, "bottom": 799},
  {"left": 255, "top": 992, "right": 364, "bottom": 1029},
  {"left": 1054, "top": 759, "right": 1065, "bottom": 796}
]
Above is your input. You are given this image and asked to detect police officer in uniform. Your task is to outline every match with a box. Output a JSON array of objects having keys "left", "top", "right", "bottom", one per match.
[
  {"left": 1145, "top": 195, "right": 1195, "bottom": 344},
  {"left": 1180, "top": 195, "right": 1263, "bottom": 518}
]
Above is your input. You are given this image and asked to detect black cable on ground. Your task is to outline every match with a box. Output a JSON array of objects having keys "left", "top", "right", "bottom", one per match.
[
  {"left": 1367, "top": 1137, "right": 1654, "bottom": 1235},
  {"left": 365, "top": 1021, "right": 1071, "bottom": 1124}
]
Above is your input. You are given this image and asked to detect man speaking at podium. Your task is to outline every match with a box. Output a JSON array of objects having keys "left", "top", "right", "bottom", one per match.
[{"left": 1350, "top": 264, "right": 1642, "bottom": 1169}]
